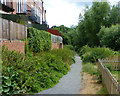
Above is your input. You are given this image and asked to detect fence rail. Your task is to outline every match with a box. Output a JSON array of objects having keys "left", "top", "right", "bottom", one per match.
[
  {"left": 0, "top": 18, "right": 27, "bottom": 40},
  {"left": 98, "top": 59, "right": 120, "bottom": 94}
]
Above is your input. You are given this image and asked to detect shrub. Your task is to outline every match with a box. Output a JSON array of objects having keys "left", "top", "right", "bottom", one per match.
[
  {"left": 98, "top": 24, "right": 120, "bottom": 51},
  {"left": 64, "top": 45, "right": 74, "bottom": 50},
  {"left": 79, "top": 45, "right": 91, "bottom": 56},
  {"left": 27, "top": 27, "right": 51, "bottom": 53},
  {"left": 1, "top": 46, "right": 75, "bottom": 95},
  {"left": 50, "top": 47, "right": 75, "bottom": 65},
  {"left": 80, "top": 45, "right": 116, "bottom": 63}
]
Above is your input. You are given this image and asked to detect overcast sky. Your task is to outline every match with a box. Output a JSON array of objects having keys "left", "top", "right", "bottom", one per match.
[{"left": 44, "top": 0, "right": 119, "bottom": 28}]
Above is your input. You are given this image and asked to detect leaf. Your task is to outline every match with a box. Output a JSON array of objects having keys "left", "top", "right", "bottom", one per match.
[
  {"left": 3, "top": 87, "right": 10, "bottom": 92},
  {"left": 5, "top": 79, "right": 11, "bottom": 86},
  {"left": 0, "top": 87, "right": 3, "bottom": 93},
  {"left": 3, "top": 76, "right": 9, "bottom": 79}
]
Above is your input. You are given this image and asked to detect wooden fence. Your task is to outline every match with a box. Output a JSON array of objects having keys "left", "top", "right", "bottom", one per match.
[
  {"left": 98, "top": 59, "right": 120, "bottom": 94},
  {"left": 0, "top": 18, "right": 27, "bottom": 40}
]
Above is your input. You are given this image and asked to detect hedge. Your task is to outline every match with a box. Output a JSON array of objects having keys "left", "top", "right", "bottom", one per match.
[{"left": 27, "top": 27, "right": 51, "bottom": 53}]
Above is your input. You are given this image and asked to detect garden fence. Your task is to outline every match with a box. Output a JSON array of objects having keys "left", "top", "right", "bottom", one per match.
[
  {"left": 98, "top": 59, "right": 120, "bottom": 94},
  {"left": 0, "top": 18, "right": 27, "bottom": 40}
]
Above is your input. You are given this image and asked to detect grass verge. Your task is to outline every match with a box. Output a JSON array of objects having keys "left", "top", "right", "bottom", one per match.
[
  {"left": 82, "top": 63, "right": 97, "bottom": 75},
  {"left": 97, "top": 86, "right": 108, "bottom": 94}
]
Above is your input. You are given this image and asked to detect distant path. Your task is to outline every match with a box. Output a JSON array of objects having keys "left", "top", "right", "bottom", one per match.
[{"left": 37, "top": 53, "right": 82, "bottom": 94}]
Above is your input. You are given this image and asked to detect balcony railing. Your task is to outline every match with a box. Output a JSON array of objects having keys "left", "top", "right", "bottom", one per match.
[
  {"left": 29, "top": 15, "right": 41, "bottom": 24},
  {"left": 0, "top": 1, "right": 14, "bottom": 12}
]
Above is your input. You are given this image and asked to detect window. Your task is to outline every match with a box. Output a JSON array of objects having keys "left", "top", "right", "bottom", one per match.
[
  {"left": 23, "top": 0, "right": 27, "bottom": 13},
  {"left": 3, "top": 0, "right": 6, "bottom": 5},
  {"left": 17, "top": 0, "right": 22, "bottom": 13},
  {"left": 0, "top": 0, "right": 3, "bottom": 4},
  {"left": 40, "top": 14, "right": 42, "bottom": 24},
  {"left": 39, "top": 1, "right": 42, "bottom": 9},
  {"left": 0, "top": 0, "right": 6, "bottom": 5}
]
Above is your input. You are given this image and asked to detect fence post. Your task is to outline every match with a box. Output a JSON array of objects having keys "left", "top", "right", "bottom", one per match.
[
  {"left": 8, "top": 20, "right": 11, "bottom": 40},
  {"left": 24, "top": 26, "right": 27, "bottom": 39},
  {"left": 0, "top": 18, "right": 2, "bottom": 40}
]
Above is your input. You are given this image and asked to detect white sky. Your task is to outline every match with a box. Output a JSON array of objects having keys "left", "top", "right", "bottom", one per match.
[{"left": 44, "top": 0, "right": 119, "bottom": 28}]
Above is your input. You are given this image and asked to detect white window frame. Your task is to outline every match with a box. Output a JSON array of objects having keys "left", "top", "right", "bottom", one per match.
[{"left": 17, "top": 0, "right": 22, "bottom": 13}]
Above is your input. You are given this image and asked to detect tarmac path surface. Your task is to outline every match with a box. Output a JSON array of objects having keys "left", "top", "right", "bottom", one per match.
[{"left": 37, "top": 53, "right": 82, "bottom": 94}]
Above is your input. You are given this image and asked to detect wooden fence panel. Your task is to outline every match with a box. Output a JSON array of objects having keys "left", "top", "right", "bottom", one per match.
[
  {"left": 112, "top": 77, "right": 119, "bottom": 94},
  {"left": 0, "top": 18, "right": 2, "bottom": 39},
  {"left": 98, "top": 59, "right": 120, "bottom": 94},
  {"left": 0, "top": 18, "right": 27, "bottom": 40},
  {"left": 3, "top": 19, "right": 6, "bottom": 39},
  {"left": 15, "top": 22, "right": 18, "bottom": 40}
]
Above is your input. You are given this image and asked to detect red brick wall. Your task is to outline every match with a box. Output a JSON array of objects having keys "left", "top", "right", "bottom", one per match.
[
  {"left": 0, "top": 40, "right": 25, "bottom": 54},
  {"left": 0, "top": 41, "right": 63, "bottom": 54}
]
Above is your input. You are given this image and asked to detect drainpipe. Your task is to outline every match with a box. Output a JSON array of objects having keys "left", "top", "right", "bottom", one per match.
[
  {"left": 42, "top": 0, "right": 43, "bottom": 24},
  {"left": 45, "top": 10, "right": 46, "bottom": 23}
]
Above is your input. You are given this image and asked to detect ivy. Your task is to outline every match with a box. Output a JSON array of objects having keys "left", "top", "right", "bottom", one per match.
[{"left": 27, "top": 27, "right": 52, "bottom": 53}]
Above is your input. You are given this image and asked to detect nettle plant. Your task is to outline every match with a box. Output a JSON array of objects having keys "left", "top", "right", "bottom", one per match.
[{"left": 27, "top": 27, "right": 52, "bottom": 53}]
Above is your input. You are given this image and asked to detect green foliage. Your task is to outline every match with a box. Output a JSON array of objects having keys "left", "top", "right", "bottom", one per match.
[
  {"left": 31, "top": 23, "right": 47, "bottom": 31},
  {"left": 82, "top": 63, "right": 97, "bottom": 75},
  {"left": 98, "top": 24, "right": 120, "bottom": 51},
  {"left": 2, "top": 14, "right": 28, "bottom": 25},
  {"left": 97, "top": 86, "right": 108, "bottom": 94},
  {"left": 74, "top": 2, "right": 110, "bottom": 48},
  {"left": 25, "top": 40, "right": 33, "bottom": 57},
  {"left": 2, "top": 46, "right": 75, "bottom": 94},
  {"left": 80, "top": 45, "right": 116, "bottom": 63},
  {"left": 105, "top": 4, "right": 120, "bottom": 27},
  {"left": 27, "top": 27, "right": 51, "bottom": 53},
  {"left": 51, "top": 25, "right": 75, "bottom": 45},
  {"left": 64, "top": 45, "right": 74, "bottom": 50},
  {"left": 2, "top": 46, "right": 26, "bottom": 95},
  {"left": 72, "top": 2, "right": 119, "bottom": 50},
  {"left": 78, "top": 45, "right": 91, "bottom": 56}
]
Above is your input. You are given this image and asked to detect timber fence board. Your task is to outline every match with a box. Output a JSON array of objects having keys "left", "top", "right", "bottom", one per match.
[
  {"left": 98, "top": 59, "right": 120, "bottom": 94},
  {"left": 0, "top": 18, "right": 27, "bottom": 40}
]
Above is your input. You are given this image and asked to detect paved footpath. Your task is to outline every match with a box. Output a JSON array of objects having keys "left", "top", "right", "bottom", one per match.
[{"left": 37, "top": 54, "right": 82, "bottom": 94}]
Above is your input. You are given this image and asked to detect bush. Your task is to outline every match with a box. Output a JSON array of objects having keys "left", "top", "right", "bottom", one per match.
[
  {"left": 1, "top": 46, "right": 75, "bottom": 95},
  {"left": 80, "top": 45, "right": 116, "bottom": 63},
  {"left": 98, "top": 24, "right": 120, "bottom": 51},
  {"left": 50, "top": 48, "right": 75, "bottom": 65},
  {"left": 64, "top": 45, "right": 74, "bottom": 50},
  {"left": 27, "top": 27, "right": 51, "bottom": 53},
  {"left": 79, "top": 45, "right": 91, "bottom": 56}
]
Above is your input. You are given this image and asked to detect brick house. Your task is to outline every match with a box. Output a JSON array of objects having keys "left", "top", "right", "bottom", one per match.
[
  {"left": 0, "top": 0, "right": 46, "bottom": 24},
  {"left": 0, "top": 0, "right": 63, "bottom": 52},
  {"left": 13, "top": 0, "right": 46, "bottom": 24},
  {"left": 0, "top": 0, "right": 14, "bottom": 14}
]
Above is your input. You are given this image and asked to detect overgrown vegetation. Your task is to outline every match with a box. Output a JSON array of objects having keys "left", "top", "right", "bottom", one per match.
[
  {"left": 53, "top": 2, "right": 120, "bottom": 52},
  {"left": 97, "top": 86, "right": 108, "bottom": 94},
  {"left": 27, "top": 27, "right": 51, "bottom": 53},
  {"left": 98, "top": 24, "right": 120, "bottom": 51},
  {"left": 82, "top": 63, "right": 97, "bottom": 75},
  {"left": 79, "top": 45, "right": 117, "bottom": 63},
  {"left": 1, "top": 44, "right": 75, "bottom": 95}
]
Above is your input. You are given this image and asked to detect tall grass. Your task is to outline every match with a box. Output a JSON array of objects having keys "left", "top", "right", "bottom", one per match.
[{"left": 82, "top": 63, "right": 97, "bottom": 75}]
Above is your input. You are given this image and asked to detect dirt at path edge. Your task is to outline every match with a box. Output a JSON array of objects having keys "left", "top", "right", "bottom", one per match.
[{"left": 79, "top": 72, "right": 102, "bottom": 94}]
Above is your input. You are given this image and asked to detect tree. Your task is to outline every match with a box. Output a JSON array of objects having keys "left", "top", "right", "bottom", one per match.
[
  {"left": 98, "top": 24, "right": 120, "bottom": 51},
  {"left": 74, "top": 2, "right": 110, "bottom": 48}
]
